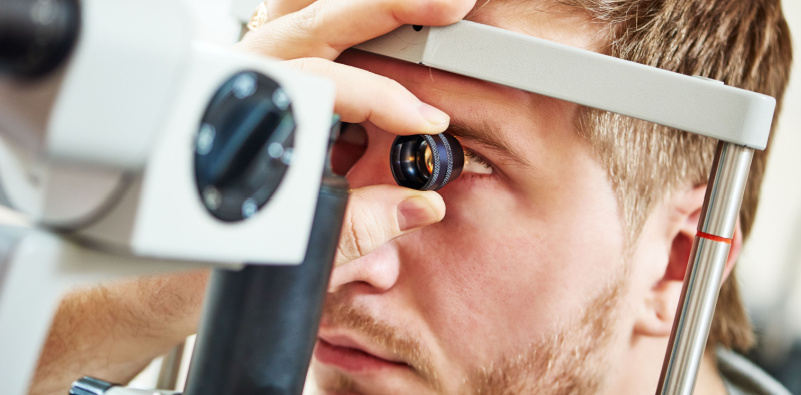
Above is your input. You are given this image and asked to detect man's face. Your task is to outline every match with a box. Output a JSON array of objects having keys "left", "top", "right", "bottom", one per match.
[{"left": 312, "top": 3, "right": 639, "bottom": 394}]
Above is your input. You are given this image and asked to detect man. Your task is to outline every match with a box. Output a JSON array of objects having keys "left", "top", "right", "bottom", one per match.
[{"left": 30, "top": 0, "right": 793, "bottom": 394}]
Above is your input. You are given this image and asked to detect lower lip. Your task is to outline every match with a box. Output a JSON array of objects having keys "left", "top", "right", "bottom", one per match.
[{"left": 314, "top": 338, "right": 407, "bottom": 373}]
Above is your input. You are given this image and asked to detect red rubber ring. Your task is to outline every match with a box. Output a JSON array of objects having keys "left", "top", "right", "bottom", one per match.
[{"left": 696, "top": 231, "right": 732, "bottom": 244}]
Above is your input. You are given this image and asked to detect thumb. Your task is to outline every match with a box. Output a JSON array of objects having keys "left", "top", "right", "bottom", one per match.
[{"left": 335, "top": 184, "right": 445, "bottom": 268}]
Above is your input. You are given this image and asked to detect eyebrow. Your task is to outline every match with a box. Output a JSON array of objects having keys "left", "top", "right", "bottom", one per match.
[{"left": 446, "top": 120, "right": 533, "bottom": 168}]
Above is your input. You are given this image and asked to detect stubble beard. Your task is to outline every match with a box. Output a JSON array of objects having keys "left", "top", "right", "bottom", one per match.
[
  {"left": 467, "top": 267, "right": 626, "bottom": 395},
  {"left": 312, "top": 267, "right": 627, "bottom": 395}
]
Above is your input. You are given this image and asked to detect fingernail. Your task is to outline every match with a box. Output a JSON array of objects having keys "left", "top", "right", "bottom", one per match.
[
  {"left": 397, "top": 196, "right": 441, "bottom": 232},
  {"left": 418, "top": 103, "right": 450, "bottom": 128}
]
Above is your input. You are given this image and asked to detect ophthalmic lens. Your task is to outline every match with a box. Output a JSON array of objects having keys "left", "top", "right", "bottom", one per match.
[
  {"left": 417, "top": 140, "right": 435, "bottom": 177},
  {"left": 424, "top": 142, "right": 435, "bottom": 174},
  {"left": 390, "top": 133, "right": 464, "bottom": 191}
]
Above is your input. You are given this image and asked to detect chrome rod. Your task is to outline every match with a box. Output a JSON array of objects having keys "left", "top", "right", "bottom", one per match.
[
  {"left": 657, "top": 141, "right": 754, "bottom": 394},
  {"left": 156, "top": 342, "right": 185, "bottom": 390}
]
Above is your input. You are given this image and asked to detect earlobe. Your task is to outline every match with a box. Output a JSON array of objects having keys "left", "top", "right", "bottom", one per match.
[
  {"left": 633, "top": 228, "right": 697, "bottom": 336},
  {"left": 634, "top": 184, "right": 742, "bottom": 338},
  {"left": 633, "top": 281, "right": 681, "bottom": 336},
  {"left": 634, "top": 185, "right": 705, "bottom": 337}
]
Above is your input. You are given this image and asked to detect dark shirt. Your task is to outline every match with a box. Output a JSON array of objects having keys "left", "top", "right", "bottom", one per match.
[{"left": 717, "top": 347, "right": 791, "bottom": 395}]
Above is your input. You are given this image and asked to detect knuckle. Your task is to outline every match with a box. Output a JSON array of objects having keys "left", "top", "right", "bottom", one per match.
[
  {"left": 339, "top": 204, "right": 385, "bottom": 260},
  {"left": 293, "top": 6, "right": 319, "bottom": 33},
  {"left": 421, "top": 0, "right": 473, "bottom": 22},
  {"left": 284, "top": 5, "right": 341, "bottom": 58},
  {"left": 377, "top": 75, "right": 410, "bottom": 95},
  {"left": 285, "top": 57, "right": 323, "bottom": 73},
  {"left": 342, "top": 224, "right": 363, "bottom": 260}
]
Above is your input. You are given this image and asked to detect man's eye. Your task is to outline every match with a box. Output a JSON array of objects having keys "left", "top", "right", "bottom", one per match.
[{"left": 463, "top": 149, "right": 493, "bottom": 175}]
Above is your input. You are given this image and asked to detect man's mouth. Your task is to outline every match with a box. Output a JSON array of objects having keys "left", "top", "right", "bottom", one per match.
[{"left": 314, "top": 335, "right": 410, "bottom": 373}]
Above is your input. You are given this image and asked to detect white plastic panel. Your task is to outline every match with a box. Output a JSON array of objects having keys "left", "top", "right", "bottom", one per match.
[
  {"left": 0, "top": 130, "right": 125, "bottom": 227},
  {"left": 79, "top": 43, "right": 335, "bottom": 265},
  {"left": 47, "top": 0, "right": 193, "bottom": 170},
  {"left": 357, "top": 21, "right": 776, "bottom": 149}
]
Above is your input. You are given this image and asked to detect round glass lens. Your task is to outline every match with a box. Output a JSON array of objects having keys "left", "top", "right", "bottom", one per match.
[
  {"left": 415, "top": 141, "right": 434, "bottom": 178},
  {"left": 424, "top": 144, "right": 434, "bottom": 174}
]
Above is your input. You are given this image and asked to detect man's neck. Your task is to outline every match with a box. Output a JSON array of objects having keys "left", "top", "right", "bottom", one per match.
[
  {"left": 615, "top": 337, "right": 727, "bottom": 394},
  {"left": 695, "top": 348, "right": 728, "bottom": 394}
]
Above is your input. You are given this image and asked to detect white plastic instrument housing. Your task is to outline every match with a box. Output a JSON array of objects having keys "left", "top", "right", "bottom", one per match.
[
  {"left": 356, "top": 21, "right": 775, "bottom": 149},
  {"left": 78, "top": 43, "right": 335, "bottom": 265},
  {"left": 0, "top": 0, "right": 336, "bottom": 265}
]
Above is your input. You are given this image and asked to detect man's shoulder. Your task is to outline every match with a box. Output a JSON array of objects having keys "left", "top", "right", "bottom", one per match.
[{"left": 716, "top": 346, "right": 792, "bottom": 395}]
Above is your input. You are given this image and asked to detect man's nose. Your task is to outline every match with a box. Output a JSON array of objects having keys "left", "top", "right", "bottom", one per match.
[{"left": 328, "top": 244, "right": 401, "bottom": 293}]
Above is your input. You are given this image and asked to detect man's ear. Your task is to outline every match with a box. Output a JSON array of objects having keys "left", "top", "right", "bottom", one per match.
[{"left": 634, "top": 184, "right": 742, "bottom": 337}]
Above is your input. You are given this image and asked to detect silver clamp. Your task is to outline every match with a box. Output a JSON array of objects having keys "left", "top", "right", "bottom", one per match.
[{"left": 70, "top": 376, "right": 181, "bottom": 395}]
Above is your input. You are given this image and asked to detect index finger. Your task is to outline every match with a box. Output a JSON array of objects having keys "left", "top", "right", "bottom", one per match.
[
  {"left": 239, "top": 0, "right": 477, "bottom": 60},
  {"left": 284, "top": 58, "right": 450, "bottom": 135}
]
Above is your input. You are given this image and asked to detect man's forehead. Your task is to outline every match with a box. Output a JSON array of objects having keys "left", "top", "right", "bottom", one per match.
[
  {"left": 445, "top": 1, "right": 605, "bottom": 169},
  {"left": 344, "top": 0, "right": 606, "bottom": 170},
  {"left": 466, "top": 0, "right": 606, "bottom": 52}
]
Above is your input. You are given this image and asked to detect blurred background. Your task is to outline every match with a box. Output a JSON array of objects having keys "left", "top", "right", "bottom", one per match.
[
  {"left": 0, "top": 0, "right": 798, "bottom": 392},
  {"left": 739, "top": 0, "right": 801, "bottom": 392}
]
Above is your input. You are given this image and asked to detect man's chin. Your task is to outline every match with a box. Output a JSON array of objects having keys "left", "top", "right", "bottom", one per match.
[
  {"left": 307, "top": 358, "right": 436, "bottom": 395},
  {"left": 307, "top": 360, "right": 367, "bottom": 395}
]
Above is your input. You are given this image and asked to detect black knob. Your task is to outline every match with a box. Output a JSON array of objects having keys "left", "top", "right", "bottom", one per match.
[
  {"left": 0, "top": 0, "right": 80, "bottom": 78},
  {"left": 194, "top": 71, "right": 296, "bottom": 222}
]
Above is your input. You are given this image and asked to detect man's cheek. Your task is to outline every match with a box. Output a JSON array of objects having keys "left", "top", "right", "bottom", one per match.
[
  {"left": 398, "top": 220, "right": 546, "bottom": 317},
  {"left": 438, "top": 187, "right": 523, "bottom": 228}
]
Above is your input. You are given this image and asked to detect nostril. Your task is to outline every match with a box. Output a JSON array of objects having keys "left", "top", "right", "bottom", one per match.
[{"left": 331, "top": 122, "right": 368, "bottom": 176}]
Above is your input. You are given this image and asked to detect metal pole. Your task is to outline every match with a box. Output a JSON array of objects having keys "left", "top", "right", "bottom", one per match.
[
  {"left": 156, "top": 343, "right": 185, "bottom": 390},
  {"left": 657, "top": 141, "right": 754, "bottom": 394}
]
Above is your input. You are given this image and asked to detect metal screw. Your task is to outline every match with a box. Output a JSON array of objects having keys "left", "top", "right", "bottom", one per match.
[
  {"left": 281, "top": 148, "right": 293, "bottom": 165},
  {"left": 202, "top": 186, "right": 222, "bottom": 210},
  {"left": 196, "top": 124, "right": 216, "bottom": 155},
  {"left": 268, "top": 142, "right": 284, "bottom": 159},
  {"left": 30, "top": 0, "right": 57, "bottom": 26},
  {"left": 272, "top": 88, "right": 290, "bottom": 110},
  {"left": 242, "top": 198, "right": 258, "bottom": 218},
  {"left": 232, "top": 73, "right": 257, "bottom": 99}
]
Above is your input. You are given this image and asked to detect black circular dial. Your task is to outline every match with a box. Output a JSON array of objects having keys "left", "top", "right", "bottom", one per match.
[{"left": 194, "top": 71, "right": 296, "bottom": 222}]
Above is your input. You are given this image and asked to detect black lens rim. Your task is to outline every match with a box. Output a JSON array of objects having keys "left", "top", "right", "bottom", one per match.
[
  {"left": 390, "top": 133, "right": 464, "bottom": 191},
  {"left": 194, "top": 71, "right": 295, "bottom": 222}
]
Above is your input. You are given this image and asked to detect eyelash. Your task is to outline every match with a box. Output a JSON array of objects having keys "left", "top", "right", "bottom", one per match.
[{"left": 463, "top": 147, "right": 494, "bottom": 175}]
